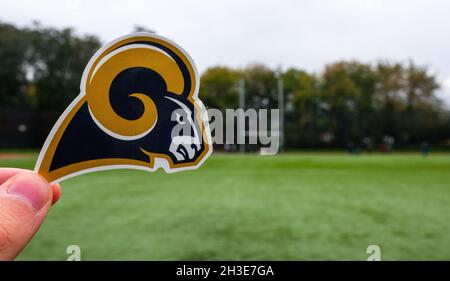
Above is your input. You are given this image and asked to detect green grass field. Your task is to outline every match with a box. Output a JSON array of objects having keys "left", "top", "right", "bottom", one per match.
[{"left": 1, "top": 153, "right": 450, "bottom": 260}]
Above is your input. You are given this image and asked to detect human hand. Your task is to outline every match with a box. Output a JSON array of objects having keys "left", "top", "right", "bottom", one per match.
[{"left": 0, "top": 168, "right": 61, "bottom": 260}]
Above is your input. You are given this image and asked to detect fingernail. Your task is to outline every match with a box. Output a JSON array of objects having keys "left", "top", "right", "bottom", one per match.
[{"left": 7, "top": 173, "right": 51, "bottom": 211}]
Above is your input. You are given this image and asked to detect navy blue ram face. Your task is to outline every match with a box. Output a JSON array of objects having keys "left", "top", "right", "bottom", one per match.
[{"left": 35, "top": 34, "right": 211, "bottom": 182}]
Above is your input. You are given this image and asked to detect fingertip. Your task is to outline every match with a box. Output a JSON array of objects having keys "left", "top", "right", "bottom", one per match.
[
  {"left": 51, "top": 183, "right": 61, "bottom": 205},
  {"left": 0, "top": 172, "right": 54, "bottom": 260},
  {"left": 5, "top": 173, "right": 52, "bottom": 211}
]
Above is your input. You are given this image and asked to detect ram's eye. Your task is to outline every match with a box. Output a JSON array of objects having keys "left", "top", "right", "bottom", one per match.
[{"left": 176, "top": 112, "right": 185, "bottom": 124}]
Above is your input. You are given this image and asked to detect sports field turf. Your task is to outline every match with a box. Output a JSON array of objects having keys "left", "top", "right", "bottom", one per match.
[{"left": 1, "top": 153, "right": 449, "bottom": 260}]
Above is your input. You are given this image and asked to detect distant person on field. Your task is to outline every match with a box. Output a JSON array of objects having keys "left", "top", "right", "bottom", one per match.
[
  {"left": 421, "top": 141, "right": 430, "bottom": 157},
  {"left": 347, "top": 141, "right": 355, "bottom": 154}
]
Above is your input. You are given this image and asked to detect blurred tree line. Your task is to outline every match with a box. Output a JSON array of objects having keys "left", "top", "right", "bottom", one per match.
[
  {"left": 201, "top": 63, "right": 450, "bottom": 149},
  {"left": 0, "top": 21, "right": 101, "bottom": 147},
  {"left": 1, "top": 21, "right": 449, "bottom": 149},
  {"left": 0, "top": 21, "right": 101, "bottom": 112}
]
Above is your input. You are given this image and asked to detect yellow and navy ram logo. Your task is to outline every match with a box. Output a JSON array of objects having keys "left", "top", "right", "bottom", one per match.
[{"left": 35, "top": 33, "right": 212, "bottom": 183}]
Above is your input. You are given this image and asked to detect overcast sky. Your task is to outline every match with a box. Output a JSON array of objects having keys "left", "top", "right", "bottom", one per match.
[{"left": 1, "top": 0, "right": 450, "bottom": 104}]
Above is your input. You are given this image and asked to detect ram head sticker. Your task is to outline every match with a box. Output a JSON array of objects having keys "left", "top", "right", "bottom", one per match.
[{"left": 35, "top": 33, "right": 212, "bottom": 183}]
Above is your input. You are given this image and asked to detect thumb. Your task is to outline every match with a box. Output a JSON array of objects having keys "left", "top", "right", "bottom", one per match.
[{"left": 0, "top": 172, "right": 53, "bottom": 260}]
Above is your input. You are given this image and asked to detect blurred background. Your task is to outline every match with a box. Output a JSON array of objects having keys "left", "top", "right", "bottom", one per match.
[{"left": 0, "top": 0, "right": 449, "bottom": 260}]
